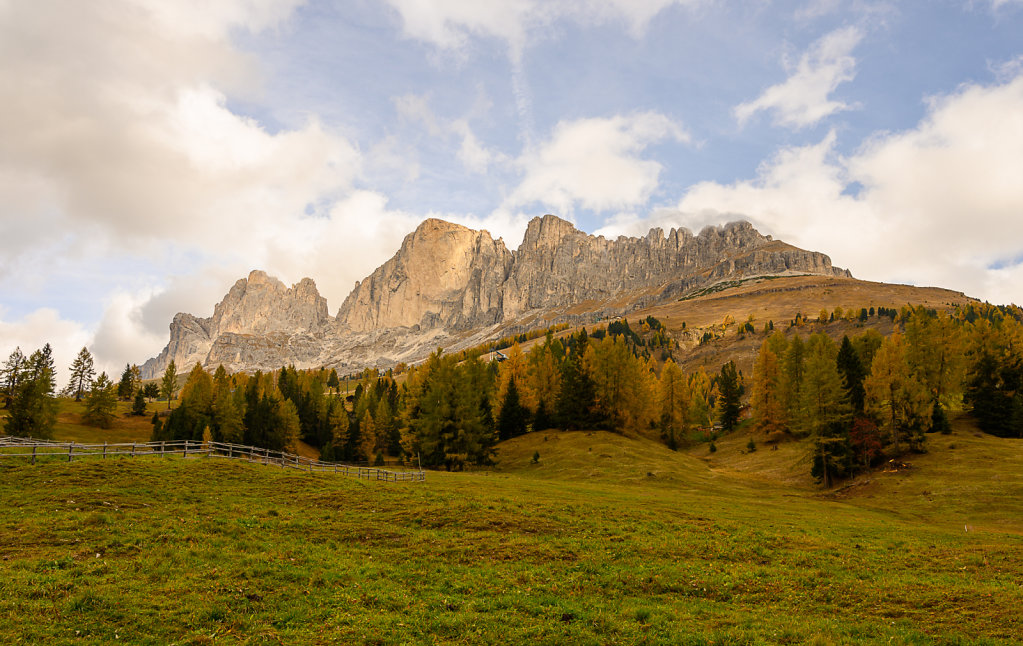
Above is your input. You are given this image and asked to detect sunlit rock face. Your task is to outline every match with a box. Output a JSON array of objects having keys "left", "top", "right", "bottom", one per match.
[{"left": 142, "top": 215, "right": 849, "bottom": 378}]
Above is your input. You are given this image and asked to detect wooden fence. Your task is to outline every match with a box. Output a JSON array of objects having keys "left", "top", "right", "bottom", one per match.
[{"left": 0, "top": 436, "right": 425, "bottom": 483}]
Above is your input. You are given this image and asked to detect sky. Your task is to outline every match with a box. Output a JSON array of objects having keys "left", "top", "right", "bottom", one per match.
[{"left": 2, "top": 0, "right": 1023, "bottom": 381}]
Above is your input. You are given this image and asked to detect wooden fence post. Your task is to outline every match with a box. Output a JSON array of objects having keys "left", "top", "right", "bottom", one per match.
[
  {"left": 103, "top": 442, "right": 107, "bottom": 459},
  {"left": 67, "top": 443, "right": 73, "bottom": 463},
  {"left": 31, "top": 445, "right": 36, "bottom": 465},
  {"left": 131, "top": 443, "right": 136, "bottom": 458},
  {"left": 184, "top": 441, "right": 189, "bottom": 458}
]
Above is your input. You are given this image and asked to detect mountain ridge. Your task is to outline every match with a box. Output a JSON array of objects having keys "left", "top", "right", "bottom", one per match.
[{"left": 141, "top": 215, "right": 850, "bottom": 378}]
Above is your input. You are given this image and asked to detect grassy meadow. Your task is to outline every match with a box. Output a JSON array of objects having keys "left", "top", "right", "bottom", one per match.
[{"left": 1, "top": 405, "right": 1022, "bottom": 644}]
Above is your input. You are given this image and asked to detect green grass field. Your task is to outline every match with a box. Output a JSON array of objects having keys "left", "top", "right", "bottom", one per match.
[{"left": 1, "top": 407, "right": 1021, "bottom": 644}]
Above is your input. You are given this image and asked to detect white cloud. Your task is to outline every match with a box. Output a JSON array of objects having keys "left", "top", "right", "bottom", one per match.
[
  {"left": 0, "top": 308, "right": 92, "bottom": 387},
  {"left": 0, "top": 0, "right": 386, "bottom": 370},
  {"left": 505, "top": 112, "right": 689, "bottom": 215},
  {"left": 384, "top": 0, "right": 703, "bottom": 58},
  {"left": 735, "top": 26, "right": 863, "bottom": 129},
  {"left": 612, "top": 73, "right": 1023, "bottom": 306}
]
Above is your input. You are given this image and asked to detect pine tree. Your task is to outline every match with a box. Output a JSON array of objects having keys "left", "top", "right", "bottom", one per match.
[
  {"left": 84, "top": 372, "right": 118, "bottom": 428},
  {"left": 687, "top": 368, "right": 714, "bottom": 430},
  {"left": 556, "top": 331, "right": 596, "bottom": 429},
  {"left": 1, "top": 347, "right": 26, "bottom": 408},
  {"left": 497, "top": 377, "right": 529, "bottom": 440},
  {"left": 65, "top": 346, "right": 96, "bottom": 401},
  {"left": 717, "top": 361, "right": 742, "bottom": 432},
  {"left": 117, "top": 363, "right": 134, "bottom": 400},
  {"left": 836, "top": 335, "right": 867, "bottom": 413},
  {"left": 160, "top": 360, "right": 177, "bottom": 409},
  {"left": 131, "top": 389, "right": 148, "bottom": 416},
  {"left": 4, "top": 347, "right": 58, "bottom": 438}
]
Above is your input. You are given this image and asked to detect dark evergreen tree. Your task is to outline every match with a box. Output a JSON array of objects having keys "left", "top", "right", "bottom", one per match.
[
  {"left": 132, "top": 389, "right": 148, "bottom": 416},
  {"left": 533, "top": 398, "right": 554, "bottom": 431},
  {"left": 84, "top": 372, "right": 118, "bottom": 428},
  {"left": 966, "top": 352, "right": 1023, "bottom": 438},
  {"left": 556, "top": 331, "right": 595, "bottom": 429},
  {"left": 836, "top": 335, "right": 867, "bottom": 412},
  {"left": 497, "top": 377, "right": 529, "bottom": 440},
  {"left": 143, "top": 382, "right": 160, "bottom": 401},
  {"left": 66, "top": 346, "right": 96, "bottom": 401},
  {"left": 1, "top": 347, "right": 26, "bottom": 408},
  {"left": 4, "top": 347, "right": 58, "bottom": 438},
  {"left": 117, "top": 363, "right": 136, "bottom": 400},
  {"left": 717, "top": 361, "right": 742, "bottom": 432}
]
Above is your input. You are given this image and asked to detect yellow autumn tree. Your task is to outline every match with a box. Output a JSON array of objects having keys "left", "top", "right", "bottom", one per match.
[
  {"left": 658, "top": 358, "right": 691, "bottom": 449},
  {"left": 526, "top": 341, "right": 561, "bottom": 425},
  {"left": 586, "top": 335, "right": 655, "bottom": 436},
  {"left": 495, "top": 343, "right": 535, "bottom": 415},
  {"left": 751, "top": 342, "right": 786, "bottom": 440},
  {"left": 687, "top": 367, "right": 714, "bottom": 430},
  {"left": 864, "top": 334, "right": 932, "bottom": 455}
]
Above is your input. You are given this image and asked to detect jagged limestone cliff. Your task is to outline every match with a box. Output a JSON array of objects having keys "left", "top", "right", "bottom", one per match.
[
  {"left": 337, "top": 214, "right": 849, "bottom": 331},
  {"left": 142, "top": 215, "right": 850, "bottom": 377}
]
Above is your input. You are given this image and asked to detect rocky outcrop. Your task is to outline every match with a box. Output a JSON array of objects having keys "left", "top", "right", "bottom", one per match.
[
  {"left": 339, "top": 214, "right": 849, "bottom": 331},
  {"left": 336, "top": 219, "right": 513, "bottom": 333},
  {"left": 140, "top": 270, "right": 333, "bottom": 379},
  {"left": 142, "top": 216, "right": 850, "bottom": 377}
]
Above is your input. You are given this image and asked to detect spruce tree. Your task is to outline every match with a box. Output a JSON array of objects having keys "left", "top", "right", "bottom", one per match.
[
  {"left": 836, "top": 335, "right": 867, "bottom": 413},
  {"left": 84, "top": 372, "right": 118, "bottom": 429},
  {"left": 5, "top": 347, "right": 58, "bottom": 438},
  {"left": 497, "top": 377, "right": 529, "bottom": 440},
  {"left": 132, "top": 389, "right": 148, "bottom": 416},
  {"left": 717, "top": 361, "right": 742, "bottom": 432},
  {"left": 1, "top": 347, "right": 26, "bottom": 408},
  {"left": 117, "top": 363, "right": 136, "bottom": 400}
]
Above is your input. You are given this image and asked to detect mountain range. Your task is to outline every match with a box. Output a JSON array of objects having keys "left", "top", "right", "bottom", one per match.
[{"left": 141, "top": 215, "right": 850, "bottom": 378}]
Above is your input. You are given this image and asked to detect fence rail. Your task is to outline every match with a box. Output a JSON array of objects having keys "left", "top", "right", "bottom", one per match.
[{"left": 0, "top": 437, "right": 425, "bottom": 483}]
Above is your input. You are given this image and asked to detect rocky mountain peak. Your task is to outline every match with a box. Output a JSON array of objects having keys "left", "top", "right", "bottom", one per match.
[
  {"left": 520, "top": 214, "right": 578, "bottom": 251},
  {"left": 143, "top": 215, "right": 851, "bottom": 378}
]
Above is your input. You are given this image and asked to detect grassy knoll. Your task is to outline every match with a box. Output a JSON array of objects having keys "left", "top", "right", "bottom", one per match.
[{"left": 2, "top": 423, "right": 1022, "bottom": 644}]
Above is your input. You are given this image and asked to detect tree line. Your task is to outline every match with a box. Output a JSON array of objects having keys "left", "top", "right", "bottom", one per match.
[
  {"left": 748, "top": 303, "right": 1023, "bottom": 486},
  {"left": 1, "top": 345, "right": 154, "bottom": 438},
  {"left": 6, "top": 302, "right": 1020, "bottom": 482}
]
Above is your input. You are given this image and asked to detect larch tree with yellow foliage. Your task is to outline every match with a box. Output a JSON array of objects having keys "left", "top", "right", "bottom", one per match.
[
  {"left": 751, "top": 342, "right": 786, "bottom": 440},
  {"left": 587, "top": 335, "right": 655, "bottom": 435},
  {"left": 658, "top": 358, "right": 691, "bottom": 449},
  {"left": 864, "top": 334, "right": 932, "bottom": 456}
]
